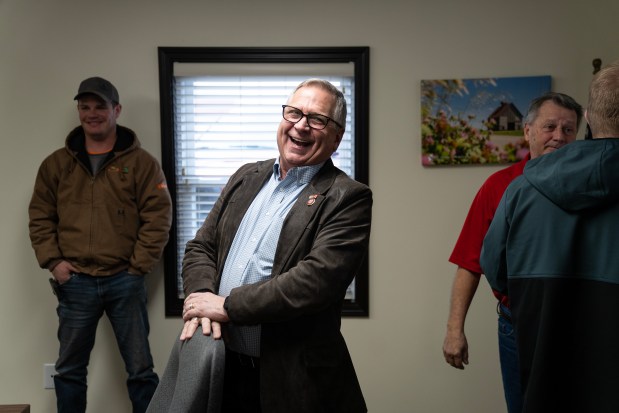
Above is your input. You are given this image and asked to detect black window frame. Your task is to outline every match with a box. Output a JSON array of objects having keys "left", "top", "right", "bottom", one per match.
[{"left": 158, "top": 46, "right": 370, "bottom": 317}]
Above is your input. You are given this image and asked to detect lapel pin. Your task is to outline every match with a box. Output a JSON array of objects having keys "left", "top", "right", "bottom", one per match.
[{"left": 307, "top": 194, "right": 318, "bottom": 206}]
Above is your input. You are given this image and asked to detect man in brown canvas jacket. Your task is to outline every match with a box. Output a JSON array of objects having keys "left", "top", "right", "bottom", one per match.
[{"left": 28, "top": 77, "right": 172, "bottom": 413}]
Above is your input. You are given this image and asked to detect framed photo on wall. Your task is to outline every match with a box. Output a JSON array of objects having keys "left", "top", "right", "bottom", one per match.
[{"left": 421, "top": 75, "right": 551, "bottom": 166}]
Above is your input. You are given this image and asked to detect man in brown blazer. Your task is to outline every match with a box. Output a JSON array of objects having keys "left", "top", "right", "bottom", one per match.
[{"left": 179, "top": 79, "right": 372, "bottom": 413}]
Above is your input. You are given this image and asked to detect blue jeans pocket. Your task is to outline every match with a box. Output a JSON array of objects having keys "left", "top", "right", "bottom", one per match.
[{"left": 498, "top": 314, "right": 515, "bottom": 337}]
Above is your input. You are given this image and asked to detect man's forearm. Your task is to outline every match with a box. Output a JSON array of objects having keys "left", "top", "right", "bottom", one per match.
[{"left": 446, "top": 266, "right": 481, "bottom": 332}]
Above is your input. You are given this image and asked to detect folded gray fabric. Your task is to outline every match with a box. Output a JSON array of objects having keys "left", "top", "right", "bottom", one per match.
[{"left": 146, "top": 329, "right": 226, "bottom": 413}]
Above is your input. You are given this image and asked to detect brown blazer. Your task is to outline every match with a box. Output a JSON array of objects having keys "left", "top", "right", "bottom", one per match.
[{"left": 183, "top": 158, "right": 372, "bottom": 413}]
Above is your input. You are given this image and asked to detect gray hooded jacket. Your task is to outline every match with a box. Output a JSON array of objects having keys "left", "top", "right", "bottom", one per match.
[{"left": 481, "top": 138, "right": 619, "bottom": 412}]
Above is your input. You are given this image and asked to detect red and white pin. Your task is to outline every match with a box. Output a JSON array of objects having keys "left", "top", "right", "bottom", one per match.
[{"left": 307, "top": 194, "right": 319, "bottom": 206}]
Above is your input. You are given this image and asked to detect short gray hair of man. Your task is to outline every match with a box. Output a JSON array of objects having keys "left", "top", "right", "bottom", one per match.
[
  {"left": 523, "top": 92, "right": 583, "bottom": 129},
  {"left": 292, "top": 79, "right": 347, "bottom": 131}
]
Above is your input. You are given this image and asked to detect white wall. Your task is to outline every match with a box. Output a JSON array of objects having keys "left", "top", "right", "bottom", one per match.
[{"left": 1, "top": 0, "right": 618, "bottom": 411}]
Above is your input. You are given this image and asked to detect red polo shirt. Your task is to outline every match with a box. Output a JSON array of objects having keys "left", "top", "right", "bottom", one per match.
[{"left": 449, "top": 156, "right": 529, "bottom": 306}]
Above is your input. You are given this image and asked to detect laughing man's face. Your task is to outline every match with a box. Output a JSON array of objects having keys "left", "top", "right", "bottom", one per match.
[{"left": 277, "top": 86, "right": 343, "bottom": 178}]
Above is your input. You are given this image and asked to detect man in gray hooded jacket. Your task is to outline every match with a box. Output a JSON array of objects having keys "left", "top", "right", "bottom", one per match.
[{"left": 481, "top": 60, "right": 619, "bottom": 413}]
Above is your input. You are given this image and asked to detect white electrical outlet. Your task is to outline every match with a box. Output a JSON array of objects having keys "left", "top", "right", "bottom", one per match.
[{"left": 43, "top": 363, "right": 57, "bottom": 389}]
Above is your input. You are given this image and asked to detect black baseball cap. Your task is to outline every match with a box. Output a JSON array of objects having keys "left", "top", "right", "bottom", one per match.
[{"left": 74, "top": 77, "right": 119, "bottom": 104}]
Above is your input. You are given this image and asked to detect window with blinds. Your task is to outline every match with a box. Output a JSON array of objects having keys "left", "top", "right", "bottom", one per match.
[{"left": 172, "top": 75, "right": 355, "bottom": 295}]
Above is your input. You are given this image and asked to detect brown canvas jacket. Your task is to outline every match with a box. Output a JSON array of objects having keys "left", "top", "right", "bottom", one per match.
[{"left": 28, "top": 125, "right": 172, "bottom": 276}]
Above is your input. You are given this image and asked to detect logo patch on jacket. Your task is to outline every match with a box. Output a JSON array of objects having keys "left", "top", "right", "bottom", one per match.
[{"left": 107, "top": 166, "right": 129, "bottom": 174}]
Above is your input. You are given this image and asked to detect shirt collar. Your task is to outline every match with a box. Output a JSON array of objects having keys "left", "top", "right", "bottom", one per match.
[{"left": 273, "top": 158, "right": 324, "bottom": 185}]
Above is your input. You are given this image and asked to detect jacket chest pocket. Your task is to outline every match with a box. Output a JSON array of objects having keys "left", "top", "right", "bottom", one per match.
[
  {"left": 108, "top": 206, "right": 139, "bottom": 240},
  {"left": 96, "top": 171, "right": 139, "bottom": 235}
]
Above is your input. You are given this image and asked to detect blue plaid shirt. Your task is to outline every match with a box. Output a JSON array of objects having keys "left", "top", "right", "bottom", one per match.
[{"left": 218, "top": 159, "right": 323, "bottom": 356}]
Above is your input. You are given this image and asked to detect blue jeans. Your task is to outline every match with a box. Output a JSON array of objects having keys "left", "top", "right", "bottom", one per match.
[
  {"left": 498, "top": 303, "right": 523, "bottom": 413},
  {"left": 54, "top": 271, "right": 158, "bottom": 413}
]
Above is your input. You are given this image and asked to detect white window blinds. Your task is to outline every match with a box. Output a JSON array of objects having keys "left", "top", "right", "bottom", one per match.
[{"left": 172, "top": 75, "right": 355, "bottom": 292}]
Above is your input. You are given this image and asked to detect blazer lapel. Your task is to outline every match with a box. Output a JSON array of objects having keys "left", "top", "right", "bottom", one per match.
[{"left": 272, "top": 160, "right": 337, "bottom": 275}]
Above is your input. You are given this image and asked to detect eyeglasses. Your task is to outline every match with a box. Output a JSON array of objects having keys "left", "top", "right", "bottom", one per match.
[{"left": 282, "top": 105, "right": 343, "bottom": 130}]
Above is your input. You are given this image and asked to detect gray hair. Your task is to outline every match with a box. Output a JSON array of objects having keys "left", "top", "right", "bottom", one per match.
[
  {"left": 293, "top": 79, "right": 347, "bottom": 130},
  {"left": 524, "top": 92, "right": 583, "bottom": 129}
]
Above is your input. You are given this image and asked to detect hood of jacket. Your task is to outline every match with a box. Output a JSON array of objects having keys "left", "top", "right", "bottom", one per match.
[
  {"left": 523, "top": 138, "right": 619, "bottom": 212},
  {"left": 65, "top": 125, "right": 140, "bottom": 172}
]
